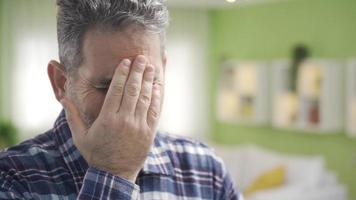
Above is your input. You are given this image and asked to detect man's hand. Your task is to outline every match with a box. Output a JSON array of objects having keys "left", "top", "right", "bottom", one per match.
[{"left": 60, "top": 55, "right": 161, "bottom": 183}]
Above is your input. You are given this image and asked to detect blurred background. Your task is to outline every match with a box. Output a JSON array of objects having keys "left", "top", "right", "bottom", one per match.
[{"left": 0, "top": 0, "right": 355, "bottom": 199}]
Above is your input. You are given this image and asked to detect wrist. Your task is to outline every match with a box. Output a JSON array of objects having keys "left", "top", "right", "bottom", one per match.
[
  {"left": 90, "top": 165, "right": 139, "bottom": 183},
  {"left": 81, "top": 167, "right": 140, "bottom": 199},
  {"left": 114, "top": 171, "right": 139, "bottom": 183}
]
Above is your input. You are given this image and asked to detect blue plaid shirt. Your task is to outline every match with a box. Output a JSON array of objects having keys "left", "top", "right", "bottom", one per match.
[{"left": 0, "top": 111, "right": 241, "bottom": 199}]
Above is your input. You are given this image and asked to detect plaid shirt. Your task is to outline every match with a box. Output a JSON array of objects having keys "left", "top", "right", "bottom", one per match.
[{"left": 0, "top": 111, "right": 242, "bottom": 199}]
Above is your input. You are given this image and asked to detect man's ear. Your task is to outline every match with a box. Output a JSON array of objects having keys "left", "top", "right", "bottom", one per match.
[{"left": 48, "top": 60, "right": 67, "bottom": 102}]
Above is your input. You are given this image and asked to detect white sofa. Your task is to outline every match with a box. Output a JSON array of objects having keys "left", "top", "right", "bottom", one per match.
[{"left": 213, "top": 145, "right": 347, "bottom": 200}]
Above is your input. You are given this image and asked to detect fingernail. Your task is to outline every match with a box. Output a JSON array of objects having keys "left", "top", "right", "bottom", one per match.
[
  {"left": 122, "top": 59, "right": 131, "bottom": 67},
  {"left": 137, "top": 56, "right": 146, "bottom": 65}
]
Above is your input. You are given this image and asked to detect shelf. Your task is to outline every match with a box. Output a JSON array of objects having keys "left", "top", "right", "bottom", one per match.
[
  {"left": 217, "top": 60, "right": 269, "bottom": 124},
  {"left": 271, "top": 59, "right": 344, "bottom": 133}
]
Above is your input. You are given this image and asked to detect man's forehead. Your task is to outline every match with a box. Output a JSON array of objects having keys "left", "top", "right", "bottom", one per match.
[
  {"left": 83, "top": 26, "right": 160, "bottom": 53},
  {"left": 81, "top": 51, "right": 156, "bottom": 84},
  {"left": 78, "top": 25, "right": 162, "bottom": 85},
  {"left": 115, "top": 48, "right": 151, "bottom": 61},
  {"left": 92, "top": 48, "right": 153, "bottom": 69}
]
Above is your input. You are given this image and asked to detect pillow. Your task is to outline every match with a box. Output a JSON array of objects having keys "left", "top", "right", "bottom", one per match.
[{"left": 244, "top": 165, "right": 286, "bottom": 197}]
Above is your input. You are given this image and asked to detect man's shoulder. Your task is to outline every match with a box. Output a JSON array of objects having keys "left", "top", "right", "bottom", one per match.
[
  {"left": 156, "top": 131, "right": 212, "bottom": 153},
  {"left": 156, "top": 132, "right": 225, "bottom": 174},
  {"left": 0, "top": 130, "right": 60, "bottom": 171}
]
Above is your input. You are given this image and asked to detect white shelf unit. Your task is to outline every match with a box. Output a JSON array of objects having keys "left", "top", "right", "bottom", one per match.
[
  {"left": 271, "top": 60, "right": 299, "bottom": 128},
  {"left": 217, "top": 60, "right": 270, "bottom": 124},
  {"left": 271, "top": 59, "right": 344, "bottom": 133},
  {"left": 346, "top": 59, "right": 356, "bottom": 137}
]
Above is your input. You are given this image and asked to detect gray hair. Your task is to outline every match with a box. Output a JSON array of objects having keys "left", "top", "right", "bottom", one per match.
[{"left": 56, "top": 0, "right": 169, "bottom": 73}]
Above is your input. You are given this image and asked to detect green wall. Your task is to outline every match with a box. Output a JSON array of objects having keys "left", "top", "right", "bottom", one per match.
[
  {"left": 0, "top": 1, "right": 3, "bottom": 118},
  {"left": 0, "top": 1, "right": 6, "bottom": 119},
  {"left": 0, "top": 1, "right": 11, "bottom": 120},
  {"left": 209, "top": 0, "right": 356, "bottom": 199}
]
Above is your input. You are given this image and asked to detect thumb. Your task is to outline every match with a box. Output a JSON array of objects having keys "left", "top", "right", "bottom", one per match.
[{"left": 60, "top": 97, "right": 87, "bottom": 139}]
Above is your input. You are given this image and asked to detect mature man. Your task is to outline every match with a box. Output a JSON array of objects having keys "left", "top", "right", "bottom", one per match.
[{"left": 0, "top": 0, "right": 242, "bottom": 199}]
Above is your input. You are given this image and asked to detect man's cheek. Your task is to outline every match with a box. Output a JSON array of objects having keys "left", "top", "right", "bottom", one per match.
[
  {"left": 76, "top": 88, "right": 106, "bottom": 123},
  {"left": 96, "top": 92, "right": 107, "bottom": 111},
  {"left": 85, "top": 91, "right": 106, "bottom": 117}
]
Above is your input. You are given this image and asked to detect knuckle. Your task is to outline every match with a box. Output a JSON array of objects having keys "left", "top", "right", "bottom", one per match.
[
  {"left": 111, "top": 84, "right": 125, "bottom": 94},
  {"left": 116, "top": 65, "right": 129, "bottom": 75},
  {"left": 133, "top": 64, "right": 145, "bottom": 73},
  {"left": 139, "top": 94, "right": 151, "bottom": 106},
  {"left": 121, "top": 68, "right": 130, "bottom": 76},
  {"left": 148, "top": 109, "right": 159, "bottom": 120},
  {"left": 143, "top": 74, "right": 153, "bottom": 82},
  {"left": 126, "top": 83, "right": 141, "bottom": 97}
]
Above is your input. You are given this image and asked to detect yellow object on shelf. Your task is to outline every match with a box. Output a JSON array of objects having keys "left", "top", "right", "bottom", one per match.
[{"left": 244, "top": 165, "right": 286, "bottom": 197}]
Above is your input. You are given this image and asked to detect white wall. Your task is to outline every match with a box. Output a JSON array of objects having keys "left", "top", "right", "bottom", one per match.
[
  {"left": 2, "top": 0, "right": 61, "bottom": 140},
  {"left": 159, "top": 9, "right": 210, "bottom": 140}
]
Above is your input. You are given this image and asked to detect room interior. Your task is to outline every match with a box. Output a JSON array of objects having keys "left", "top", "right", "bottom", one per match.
[{"left": 0, "top": 0, "right": 355, "bottom": 199}]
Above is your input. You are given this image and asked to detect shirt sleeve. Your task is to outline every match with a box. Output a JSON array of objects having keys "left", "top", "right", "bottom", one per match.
[
  {"left": 219, "top": 170, "right": 244, "bottom": 200},
  {"left": 78, "top": 167, "right": 140, "bottom": 200},
  {"left": 0, "top": 171, "right": 32, "bottom": 199},
  {"left": 0, "top": 187, "right": 27, "bottom": 200}
]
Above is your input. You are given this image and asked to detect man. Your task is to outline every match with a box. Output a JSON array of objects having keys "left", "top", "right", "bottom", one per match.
[{"left": 0, "top": 0, "right": 242, "bottom": 199}]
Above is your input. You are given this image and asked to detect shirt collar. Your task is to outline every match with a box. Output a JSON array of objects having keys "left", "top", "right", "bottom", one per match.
[{"left": 52, "top": 110, "right": 174, "bottom": 190}]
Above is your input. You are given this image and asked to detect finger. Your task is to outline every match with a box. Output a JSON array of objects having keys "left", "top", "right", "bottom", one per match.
[
  {"left": 101, "top": 59, "right": 131, "bottom": 113},
  {"left": 155, "top": 64, "right": 164, "bottom": 86},
  {"left": 135, "top": 64, "right": 155, "bottom": 121},
  {"left": 153, "top": 66, "right": 163, "bottom": 88},
  {"left": 60, "top": 97, "right": 87, "bottom": 141},
  {"left": 119, "top": 55, "right": 147, "bottom": 115},
  {"left": 147, "top": 83, "right": 161, "bottom": 129}
]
